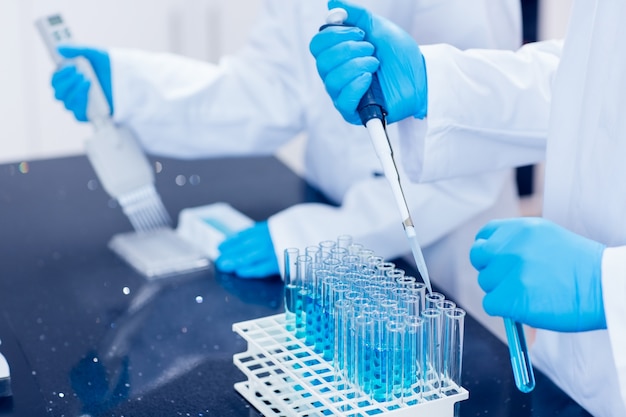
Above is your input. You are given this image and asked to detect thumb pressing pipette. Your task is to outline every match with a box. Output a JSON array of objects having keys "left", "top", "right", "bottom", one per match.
[{"left": 321, "top": 8, "right": 432, "bottom": 293}]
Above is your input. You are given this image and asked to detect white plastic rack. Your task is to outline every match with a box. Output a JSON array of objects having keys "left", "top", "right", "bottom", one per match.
[{"left": 233, "top": 314, "right": 468, "bottom": 417}]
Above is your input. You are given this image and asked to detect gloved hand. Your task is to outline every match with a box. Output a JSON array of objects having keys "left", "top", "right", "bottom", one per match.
[
  {"left": 470, "top": 217, "right": 607, "bottom": 332},
  {"left": 309, "top": 0, "right": 427, "bottom": 125},
  {"left": 51, "top": 45, "right": 113, "bottom": 122},
  {"left": 215, "top": 221, "right": 279, "bottom": 279}
]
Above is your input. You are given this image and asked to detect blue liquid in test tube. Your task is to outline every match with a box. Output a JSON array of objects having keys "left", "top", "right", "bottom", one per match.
[
  {"left": 504, "top": 318, "right": 535, "bottom": 393},
  {"left": 305, "top": 292, "right": 317, "bottom": 346}
]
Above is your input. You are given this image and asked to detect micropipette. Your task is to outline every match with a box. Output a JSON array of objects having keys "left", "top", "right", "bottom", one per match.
[
  {"left": 321, "top": 9, "right": 535, "bottom": 393},
  {"left": 321, "top": 8, "right": 432, "bottom": 293}
]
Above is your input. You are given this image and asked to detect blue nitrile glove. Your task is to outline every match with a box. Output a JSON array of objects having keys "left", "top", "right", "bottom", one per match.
[
  {"left": 215, "top": 221, "right": 280, "bottom": 279},
  {"left": 51, "top": 45, "right": 113, "bottom": 122},
  {"left": 470, "top": 217, "right": 607, "bottom": 332},
  {"left": 309, "top": 0, "right": 427, "bottom": 125}
]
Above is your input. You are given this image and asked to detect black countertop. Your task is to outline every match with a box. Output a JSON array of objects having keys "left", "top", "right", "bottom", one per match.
[{"left": 0, "top": 155, "right": 591, "bottom": 416}]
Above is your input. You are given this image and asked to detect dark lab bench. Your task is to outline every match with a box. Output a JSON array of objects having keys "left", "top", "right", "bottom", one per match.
[{"left": 0, "top": 155, "right": 590, "bottom": 416}]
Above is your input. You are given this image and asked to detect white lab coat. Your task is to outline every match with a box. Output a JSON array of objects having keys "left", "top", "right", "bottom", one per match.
[
  {"left": 109, "top": 0, "right": 522, "bottom": 337},
  {"left": 397, "top": 1, "right": 626, "bottom": 415}
]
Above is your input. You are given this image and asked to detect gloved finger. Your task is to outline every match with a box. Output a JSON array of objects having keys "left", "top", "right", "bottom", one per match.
[
  {"left": 334, "top": 72, "right": 372, "bottom": 125},
  {"left": 324, "top": 56, "right": 379, "bottom": 98},
  {"left": 235, "top": 258, "right": 280, "bottom": 279},
  {"left": 218, "top": 232, "right": 258, "bottom": 254},
  {"left": 216, "top": 243, "right": 274, "bottom": 274},
  {"left": 215, "top": 256, "right": 237, "bottom": 273},
  {"left": 52, "top": 68, "right": 85, "bottom": 101},
  {"left": 309, "top": 25, "right": 366, "bottom": 58},
  {"left": 328, "top": 0, "right": 373, "bottom": 32},
  {"left": 51, "top": 65, "right": 79, "bottom": 86},
  {"left": 482, "top": 279, "right": 524, "bottom": 321},
  {"left": 475, "top": 218, "right": 510, "bottom": 240},
  {"left": 58, "top": 45, "right": 105, "bottom": 62},
  {"left": 315, "top": 40, "right": 375, "bottom": 79},
  {"left": 64, "top": 80, "right": 90, "bottom": 122},
  {"left": 469, "top": 238, "right": 492, "bottom": 270},
  {"left": 476, "top": 250, "right": 522, "bottom": 293}
]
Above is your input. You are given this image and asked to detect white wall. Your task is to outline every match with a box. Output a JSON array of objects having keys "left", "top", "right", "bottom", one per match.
[{"left": 0, "top": 0, "right": 261, "bottom": 164}]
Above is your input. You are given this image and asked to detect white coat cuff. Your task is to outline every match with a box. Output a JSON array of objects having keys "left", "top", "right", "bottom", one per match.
[{"left": 601, "top": 246, "right": 626, "bottom": 408}]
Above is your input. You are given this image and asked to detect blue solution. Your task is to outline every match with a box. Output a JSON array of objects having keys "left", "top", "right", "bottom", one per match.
[
  {"left": 369, "top": 345, "right": 387, "bottom": 402},
  {"left": 305, "top": 294, "right": 318, "bottom": 346},
  {"left": 346, "top": 325, "right": 356, "bottom": 384},
  {"left": 357, "top": 338, "right": 373, "bottom": 396},
  {"left": 387, "top": 346, "right": 404, "bottom": 400},
  {"left": 404, "top": 333, "right": 418, "bottom": 396},
  {"left": 322, "top": 310, "right": 335, "bottom": 361},
  {"left": 314, "top": 300, "right": 327, "bottom": 354}
]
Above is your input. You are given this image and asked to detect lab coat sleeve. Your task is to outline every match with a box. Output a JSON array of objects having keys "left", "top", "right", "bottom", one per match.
[
  {"left": 601, "top": 246, "right": 626, "bottom": 407},
  {"left": 268, "top": 168, "right": 511, "bottom": 277},
  {"left": 109, "top": 0, "right": 308, "bottom": 159},
  {"left": 397, "top": 40, "right": 563, "bottom": 183}
]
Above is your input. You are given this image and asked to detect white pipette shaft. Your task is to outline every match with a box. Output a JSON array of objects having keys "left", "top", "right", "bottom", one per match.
[{"left": 364, "top": 119, "right": 432, "bottom": 293}]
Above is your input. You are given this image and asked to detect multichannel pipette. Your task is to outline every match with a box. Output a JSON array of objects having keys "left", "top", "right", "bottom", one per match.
[
  {"left": 35, "top": 14, "right": 172, "bottom": 232},
  {"left": 322, "top": 9, "right": 432, "bottom": 293}
]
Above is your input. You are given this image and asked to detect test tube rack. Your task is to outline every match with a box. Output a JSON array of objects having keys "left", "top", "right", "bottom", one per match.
[{"left": 233, "top": 314, "right": 468, "bottom": 417}]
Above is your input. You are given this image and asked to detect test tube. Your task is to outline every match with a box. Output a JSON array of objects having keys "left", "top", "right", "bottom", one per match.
[
  {"left": 376, "top": 262, "right": 396, "bottom": 279},
  {"left": 388, "top": 268, "right": 406, "bottom": 282},
  {"left": 425, "top": 292, "right": 445, "bottom": 310},
  {"left": 357, "top": 248, "right": 374, "bottom": 263},
  {"left": 296, "top": 255, "right": 312, "bottom": 339},
  {"left": 369, "top": 310, "right": 387, "bottom": 402},
  {"left": 334, "top": 299, "right": 352, "bottom": 390},
  {"left": 404, "top": 316, "right": 424, "bottom": 398},
  {"left": 323, "top": 257, "right": 341, "bottom": 271},
  {"left": 396, "top": 275, "right": 416, "bottom": 289},
  {"left": 348, "top": 243, "right": 365, "bottom": 256},
  {"left": 401, "top": 294, "right": 422, "bottom": 317},
  {"left": 385, "top": 320, "right": 406, "bottom": 402},
  {"left": 312, "top": 268, "right": 329, "bottom": 354},
  {"left": 356, "top": 313, "right": 374, "bottom": 395},
  {"left": 409, "top": 283, "right": 427, "bottom": 317},
  {"left": 342, "top": 255, "right": 361, "bottom": 271},
  {"left": 436, "top": 300, "right": 456, "bottom": 389},
  {"left": 330, "top": 246, "right": 349, "bottom": 261},
  {"left": 443, "top": 307, "right": 466, "bottom": 389},
  {"left": 421, "top": 308, "right": 442, "bottom": 399},
  {"left": 367, "top": 255, "right": 384, "bottom": 269},
  {"left": 320, "top": 275, "right": 339, "bottom": 359},
  {"left": 318, "top": 240, "right": 336, "bottom": 260},
  {"left": 347, "top": 298, "right": 369, "bottom": 385},
  {"left": 337, "top": 234, "right": 353, "bottom": 249},
  {"left": 305, "top": 245, "right": 321, "bottom": 262},
  {"left": 379, "top": 299, "right": 399, "bottom": 316},
  {"left": 504, "top": 318, "right": 536, "bottom": 393},
  {"left": 283, "top": 247, "right": 300, "bottom": 332}
]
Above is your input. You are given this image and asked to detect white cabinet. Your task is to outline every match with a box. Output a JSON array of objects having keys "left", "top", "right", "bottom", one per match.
[{"left": 0, "top": 0, "right": 260, "bottom": 163}]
